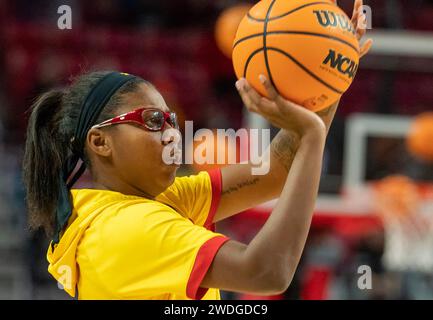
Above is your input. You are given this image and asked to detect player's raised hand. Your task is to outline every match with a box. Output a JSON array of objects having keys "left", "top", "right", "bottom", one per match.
[
  {"left": 352, "top": 0, "right": 373, "bottom": 57},
  {"left": 236, "top": 76, "right": 326, "bottom": 138},
  {"left": 330, "top": 0, "right": 373, "bottom": 58}
]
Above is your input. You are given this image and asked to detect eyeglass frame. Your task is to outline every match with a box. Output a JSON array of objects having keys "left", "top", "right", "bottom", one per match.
[{"left": 91, "top": 107, "right": 179, "bottom": 132}]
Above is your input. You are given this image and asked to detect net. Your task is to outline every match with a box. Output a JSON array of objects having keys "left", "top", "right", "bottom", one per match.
[{"left": 371, "top": 176, "right": 433, "bottom": 272}]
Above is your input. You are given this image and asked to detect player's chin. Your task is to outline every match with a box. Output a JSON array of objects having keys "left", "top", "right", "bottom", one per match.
[
  {"left": 161, "top": 161, "right": 179, "bottom": 178},
  {"left": 158, "top": 164, "right": 178, "bottom": 188}
]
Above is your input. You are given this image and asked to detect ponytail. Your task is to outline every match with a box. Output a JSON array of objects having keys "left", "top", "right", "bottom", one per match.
[{"left": 23, "top": 89, "right": 67, "bottom": 235}]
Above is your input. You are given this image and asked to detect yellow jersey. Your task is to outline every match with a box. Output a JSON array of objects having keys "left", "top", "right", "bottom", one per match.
[{"left": 47, "top": 169, "right": 229, "bottom": 300}]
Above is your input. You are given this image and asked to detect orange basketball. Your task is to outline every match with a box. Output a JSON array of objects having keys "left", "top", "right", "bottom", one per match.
[
  {"left": 373, "top": 175, "right": 420, "bottom": 218},
  {"left": 215, "top": 4, "right": 252, "bottom": 59},
  {"left": 232, "top": 0, "right": 360, "bottom": 111},
  {"left": 407, "top": 112, "right": 433, "bottom": 162}
]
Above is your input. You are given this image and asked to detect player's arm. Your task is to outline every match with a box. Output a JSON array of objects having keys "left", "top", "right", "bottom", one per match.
[{"left": 202, "top": 81, "right": 327, "bottom": 294}]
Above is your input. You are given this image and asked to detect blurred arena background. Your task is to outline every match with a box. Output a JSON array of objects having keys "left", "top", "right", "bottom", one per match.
[{"left": 0, "top": 0, "right": 432, "bottom": 300}]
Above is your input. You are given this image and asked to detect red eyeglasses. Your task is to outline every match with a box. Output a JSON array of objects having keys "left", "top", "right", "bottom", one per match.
[{"left": 92, "top": 107, "right": 179, "bottom": 131}]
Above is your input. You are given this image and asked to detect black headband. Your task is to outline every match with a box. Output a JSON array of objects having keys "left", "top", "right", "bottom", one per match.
[{"left": 53, "top": 72, "right": 137, "bottom": 244}]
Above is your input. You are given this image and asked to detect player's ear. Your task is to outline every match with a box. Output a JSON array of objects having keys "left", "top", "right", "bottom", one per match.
[{"left": 86, "top": 128, "right": 112, "bottom": 157}]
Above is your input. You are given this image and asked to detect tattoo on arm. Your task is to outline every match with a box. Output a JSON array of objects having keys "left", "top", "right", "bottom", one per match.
[
  {"left": 222, "top": 177, "right": 260, "bottom": 196},
  {"left": 268, "top": 102, "right": 338, "bottom": 174},
  {"left": 270, "top": 130, "right": 300, "bottom": 173}
]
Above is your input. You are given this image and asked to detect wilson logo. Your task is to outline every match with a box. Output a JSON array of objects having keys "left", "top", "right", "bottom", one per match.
[
  {"left": 322, "top": 49, "right": 358, "bottom": 79},
  {"left": 313, "top": 10, "right": 355, "bottom": 35}
]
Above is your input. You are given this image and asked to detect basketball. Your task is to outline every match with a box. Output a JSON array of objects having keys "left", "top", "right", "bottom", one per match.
[
  {"left": 373, "top": 175, "right": 421, "bottom": 218},
  {"left": 407, "top": 112, "right": 433, "bottom": 162},
  {"left": 232, "top": 0, "right": 360, "bottom": 111},
  {"left": 215, "top": 4, "right": 252, "bottom": 59}
]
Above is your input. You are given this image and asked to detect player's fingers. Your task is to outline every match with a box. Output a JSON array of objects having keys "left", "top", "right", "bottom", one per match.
[
  {"left": 236, "top": 80, "right": 259, "bottom": 113},
  {"left": 236, "top": 78, "right": 280, "bottom": 119},
  {"left": 238, "top": 76, "right": 292, "bottom": 120},
  {"left": 352, "top": 0, "right": 362, "bottom": 21},
  {"left": 236, "top": 78, "right": 262, "bottom": 112},
  {"left": 258, "top": 74, "right": 285, "bottom": 105},
  {"left": 360, "top": 38, "right": 373, "bottom": 58},
  {"left": 356, "top": 13, "right": 367, "bottom": 39},
  {"left": 239, "top": 78, "right": 262, "bottom": 105},
  {"left": 257, "top": 96, "right": 280, "bottom": 116},
  {"left": 236, "top": 80, "right": 278, "bottom": 119},
  {"left": 351, "top": 0, "right": 363, "bottom": 29},
  {"left": 260, "top": 76, "right": 309, "bottom": 118}
]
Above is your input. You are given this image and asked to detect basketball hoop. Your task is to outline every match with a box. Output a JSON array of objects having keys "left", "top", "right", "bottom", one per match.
[{"left": 371, "top": 175, "right": 433, "bottom": 272}]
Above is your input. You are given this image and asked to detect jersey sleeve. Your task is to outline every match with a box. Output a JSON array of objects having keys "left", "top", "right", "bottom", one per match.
[
  {"left": 155, "top": 168, "right": 222, "bottom": 229},
  {"left": 87, "top": 204, "right": 229, "bottom": 300}
]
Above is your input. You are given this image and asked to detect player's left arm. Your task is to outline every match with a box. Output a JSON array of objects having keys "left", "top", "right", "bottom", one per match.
[{"left": 213, "top": 0, "right": 372, "bottom": 223}]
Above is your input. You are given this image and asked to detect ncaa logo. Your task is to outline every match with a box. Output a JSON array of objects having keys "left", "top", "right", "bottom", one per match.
[{"left": 322, "top": 49, "right": 359, "bottom": 79}]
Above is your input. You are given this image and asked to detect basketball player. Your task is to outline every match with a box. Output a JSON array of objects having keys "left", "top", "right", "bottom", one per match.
[{"left": 22, "top": 0, "right": 371, "bottom": 299}]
